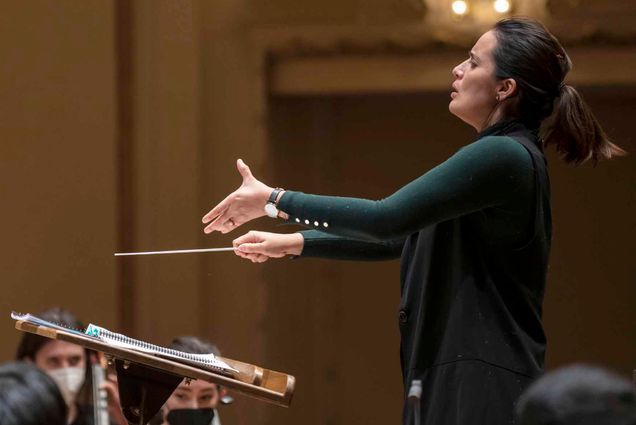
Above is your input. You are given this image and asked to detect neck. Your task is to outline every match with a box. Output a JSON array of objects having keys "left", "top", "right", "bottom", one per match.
[{"left": 477, "top": 104, "right": 507, "bottom": 132}]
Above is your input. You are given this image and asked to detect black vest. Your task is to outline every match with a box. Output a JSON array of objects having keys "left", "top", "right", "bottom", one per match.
[{"left": 398, "top": 120, "right": 552, "bottom": 387}]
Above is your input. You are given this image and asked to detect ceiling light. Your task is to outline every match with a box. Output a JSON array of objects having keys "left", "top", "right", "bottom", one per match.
[
  {"left": 493, "top": 0, "right": 511, "bottom": 13},
  {"left": 451, "top": 0, "right": 469, "bottom": 15}
]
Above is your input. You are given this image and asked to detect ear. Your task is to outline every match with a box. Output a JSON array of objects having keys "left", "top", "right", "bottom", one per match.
[{"left": 496, "top": 78, "right": 517, "bottom": 101}]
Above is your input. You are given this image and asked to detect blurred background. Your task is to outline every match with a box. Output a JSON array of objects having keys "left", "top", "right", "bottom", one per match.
[{"left": 0, "top": 1, "right": 634, "bottom": 424}]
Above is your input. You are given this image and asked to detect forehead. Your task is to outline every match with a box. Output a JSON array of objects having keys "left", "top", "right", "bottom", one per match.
[
  {"left": 37, "top": 340, "right": 84, "bottom": 358},
  {"left": 472, "top": 30, "right": 497, "bottom": 58},
  {"left": 176, "top": 379, "right": 218, "bottom": 394}
]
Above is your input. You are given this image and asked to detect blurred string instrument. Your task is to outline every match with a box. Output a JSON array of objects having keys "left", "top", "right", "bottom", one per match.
[
  {"left": 11, "top": 312, "right": 295, "bottom": 425},
  {"left": 91, "top": 351, "right": 111, "bottom": 425}
]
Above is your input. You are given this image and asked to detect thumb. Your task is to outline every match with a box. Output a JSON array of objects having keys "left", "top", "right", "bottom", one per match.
[
  {"left": 238, "top": 242, "right": 264, "bottom": 254},
  {"left": 236, "top": 158, "right": 253, "bottom": 181}
]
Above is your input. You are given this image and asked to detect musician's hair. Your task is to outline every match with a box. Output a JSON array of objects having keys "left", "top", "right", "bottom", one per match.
[
  {"left": 492, "top": 17, "right": 625, "bottom": 164},
  {"left": 169, "top": 336, "right": 220, "bottom": 356},
  {"left": 15, "top": 307, "right": 85, "bottom": 361},
  {"left": 515, "top": 364, "right": 636, "bottom": 425},
  {"left": 0, "top": 361, "right": 67, "bottom": 425}
]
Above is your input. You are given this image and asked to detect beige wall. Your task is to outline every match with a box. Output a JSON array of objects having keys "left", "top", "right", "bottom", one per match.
[
  {"left": 0, "top": 1, "right": 634, "bottom": 425},
  {"left": 0, "top": 1, "right": 118, "bottom": 355}
]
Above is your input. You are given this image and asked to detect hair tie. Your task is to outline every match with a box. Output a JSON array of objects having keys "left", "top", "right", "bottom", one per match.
[{"left": 554, "top": 82, "right": 566, "bottom": 98}]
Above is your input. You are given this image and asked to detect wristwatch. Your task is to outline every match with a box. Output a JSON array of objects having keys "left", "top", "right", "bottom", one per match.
[{"left": 264, "top": 187, "right": 284, "bottom": 218}]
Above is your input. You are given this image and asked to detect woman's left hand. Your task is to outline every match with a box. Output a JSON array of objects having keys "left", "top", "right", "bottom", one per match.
[{"left": 202, "top": 159, "right": 273, "bottom": 234}]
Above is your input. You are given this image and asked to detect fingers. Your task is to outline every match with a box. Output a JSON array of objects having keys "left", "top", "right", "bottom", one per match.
[
  {"left": 232, "top": 231, "right": 269, "bottom": 262},
  {"left": 236, "top": 242, "right": 265, "bottom": 254},
  {"left": 239, "top": 252, "right": 269, "bottom": 263},
  {"left": 233, "top": 231, "right": 262, "bottom": 246},
  {"left": 204, "top": 213, "right": 226, "bottom": 234},
  {"left": 233, "top": 247, "right": 268, "bottom": 263},
  {"left": 202, "top": 194, "right": 232, "bottom": 225},
  {"left": 100, "top": 380, "right": 119, "bottom": 400},
  {"left": 202, "top": 159, "right": 249, "bottom": 224},
  {"left": 205, "top": 210, "right": 246, "bottom": 234},
  {"left": 219, "top": 218, "right": 241, "bottom": 234}
]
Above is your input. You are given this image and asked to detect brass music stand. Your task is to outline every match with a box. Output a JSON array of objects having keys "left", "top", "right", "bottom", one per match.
[{"left": 14, "top": 317, "right": 295, "bottom": 425}]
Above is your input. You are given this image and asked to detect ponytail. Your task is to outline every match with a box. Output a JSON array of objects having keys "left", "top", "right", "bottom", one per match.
[
  {"left": 542, "top": 84, "right": 626, "bottom": 165},
  {"left": 492, "top": 18, "right": 626, "bottom": 165}
]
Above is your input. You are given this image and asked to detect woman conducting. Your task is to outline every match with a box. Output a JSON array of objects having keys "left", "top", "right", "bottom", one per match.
[{"left": 202, "top": 17, "right": 623, "bottom": 425}]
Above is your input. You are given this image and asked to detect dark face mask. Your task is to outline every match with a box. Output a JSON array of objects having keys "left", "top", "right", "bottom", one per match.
[{"left": 166, "top": 408, "right": 215, "bottom": 425}]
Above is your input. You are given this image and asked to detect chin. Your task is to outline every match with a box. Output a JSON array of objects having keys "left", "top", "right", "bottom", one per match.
[
  {"left": 448, "top": 105, "right": 477, "bottom": 130},
  {"left": 448, "top": 101, "right": 459, "bottom": 117}
]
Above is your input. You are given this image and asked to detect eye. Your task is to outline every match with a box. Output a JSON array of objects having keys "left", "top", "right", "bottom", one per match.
[{"left": 47, "top": 358, "right": 61, "bottom": 368}]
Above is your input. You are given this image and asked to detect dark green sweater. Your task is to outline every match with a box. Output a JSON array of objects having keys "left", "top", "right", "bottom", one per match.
[{"left": 280, "top": 133, "right": 535, "bottom": 257}]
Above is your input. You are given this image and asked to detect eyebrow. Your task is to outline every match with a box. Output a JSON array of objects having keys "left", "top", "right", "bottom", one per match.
[{"left": 469, "top": 51, "right": 480, "bottom": 63}]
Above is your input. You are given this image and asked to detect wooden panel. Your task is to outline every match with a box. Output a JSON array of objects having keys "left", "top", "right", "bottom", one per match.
[
  {"left": 125, "top": 0, "right": 203, "bottom": 344},
  {"left": 0, "top": 1, "right": 118, "bottom": 361}
]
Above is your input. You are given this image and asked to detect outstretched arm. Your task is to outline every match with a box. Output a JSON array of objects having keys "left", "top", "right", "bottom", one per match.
[
  {"left": 233, "top": 230, "right": 405, "bottom": 263},
  {"left": 203, "top": 136, "right": 533, "bottom": 241}
]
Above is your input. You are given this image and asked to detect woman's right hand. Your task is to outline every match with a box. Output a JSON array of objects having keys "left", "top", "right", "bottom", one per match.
[
  {"left": 233, "top": 231, "right": 304, "bottom": 263},
  {"left": 202, "top": 159, "right": 273, "bottom": 234}
]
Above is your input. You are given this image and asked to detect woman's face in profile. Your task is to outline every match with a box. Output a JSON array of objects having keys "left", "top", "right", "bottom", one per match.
[{"left": 449, "top": 30, "right": 502, "bottom": 131}]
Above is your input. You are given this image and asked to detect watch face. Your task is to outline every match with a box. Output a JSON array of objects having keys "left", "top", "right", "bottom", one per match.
[{"left": 264, "top": 203, "right": 278, "bottom": 218}]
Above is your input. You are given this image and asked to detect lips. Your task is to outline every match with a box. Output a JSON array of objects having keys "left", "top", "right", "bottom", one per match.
[{"left": 450, "top": 83, "right": 459, "bottom": 99}]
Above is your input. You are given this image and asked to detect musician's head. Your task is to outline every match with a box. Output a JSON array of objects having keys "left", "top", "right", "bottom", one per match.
[
  {"left": 156, "top": 336, "right": 228, "bottom": 425},
  {"left": 0, "top": 361, "right": 67, "bottom": 425},
  {"left": 515, "top": 364, "right": 636, "bottom": 425},
  {"left": 15, "top": 307, "right": 88, "bottom": 409}
]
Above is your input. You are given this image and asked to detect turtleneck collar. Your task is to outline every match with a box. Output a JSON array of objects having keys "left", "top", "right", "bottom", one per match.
[{"left": 475, "top": 119, "right": 541, "bottom": 148}]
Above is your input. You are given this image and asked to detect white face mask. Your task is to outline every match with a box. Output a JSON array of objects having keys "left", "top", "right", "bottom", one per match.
[{"left": 48, "top": 367, "right": 85, "bottom": 406}]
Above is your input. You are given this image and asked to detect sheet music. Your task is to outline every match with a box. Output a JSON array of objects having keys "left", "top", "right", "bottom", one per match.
[
  {"left": 11, "top": 312, "right": 237, "bottom": 375},
  {"left": 85, "top": 324, "right": 237, "bottom": 375}
]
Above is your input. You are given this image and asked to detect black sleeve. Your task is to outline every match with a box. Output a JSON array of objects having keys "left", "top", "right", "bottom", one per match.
[{"left": 299, "top": 230, "right": 405, "bottom": 261}]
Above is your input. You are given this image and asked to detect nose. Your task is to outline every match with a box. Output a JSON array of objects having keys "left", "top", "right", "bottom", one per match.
[{"left": 452, "top": 60, "right": 465, "bottom": 79}]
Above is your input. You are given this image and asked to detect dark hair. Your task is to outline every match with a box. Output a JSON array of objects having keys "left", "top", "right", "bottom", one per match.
[
  {"left": 515, "top": 364, "right": 636, "bottom": 425},
  {"left": 169, "top": 336, "right": 220, "bottom": 356},
  {"left": 146, "top": 336, "right": 224, "bottom": 424},
  {"left": 492, "top": 17, "right": 625, "bottom": 164},
  {"left": 15, "top": 307, "right": 86, "bottom": 360},
  {"left": 0, "top": 362, "right": 67, "bottom": 425}
]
